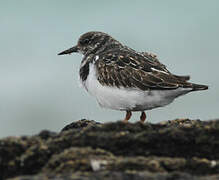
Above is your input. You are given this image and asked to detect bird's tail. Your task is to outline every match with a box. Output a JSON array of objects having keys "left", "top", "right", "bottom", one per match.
[
  {"left": 191, "top": 83, "right": 208, "bottom": 91},
  {"left": 173, "top": 75, "right": 190, "bottom": 81}
]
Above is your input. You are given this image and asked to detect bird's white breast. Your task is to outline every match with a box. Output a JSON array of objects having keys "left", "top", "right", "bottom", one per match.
[{"left": 80, "top": 63, "right": 191, "bottom": 111}]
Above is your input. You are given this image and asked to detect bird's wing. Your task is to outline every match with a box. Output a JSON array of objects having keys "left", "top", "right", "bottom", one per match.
[
  {"left": 172, "top": 74, "right": 190, "bottom": 81},
  {"left": 141, "top": 52, "right": 190, "bottom": 81},
  {"left": 95, "top": 50, "right": 193, "bottom": 91}
]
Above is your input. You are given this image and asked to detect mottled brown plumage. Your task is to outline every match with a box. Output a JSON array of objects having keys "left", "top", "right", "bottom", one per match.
[
  {"left": 95, "top": 49, "right": 200, "bottom": 91},
  {"left": 58, "top": 31, "right": 208, "bottom": 123}
]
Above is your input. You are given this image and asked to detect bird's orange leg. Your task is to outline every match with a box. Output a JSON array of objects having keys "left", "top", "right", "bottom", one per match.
[
  {"left": 123, "top": 111, "right": 132, "bottom": 123},
  {"left": 140, "top": 111, "right": 146, "bottom": 123}
]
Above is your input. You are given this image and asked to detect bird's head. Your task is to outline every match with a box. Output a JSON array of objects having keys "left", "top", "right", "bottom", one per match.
[{"left": 58, "top": 31, "right": 120, "bottom": 56}]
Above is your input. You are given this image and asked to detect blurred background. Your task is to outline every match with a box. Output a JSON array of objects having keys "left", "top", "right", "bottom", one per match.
[{"left": 0, "top": 1, "right": 218, "bottom": 137}]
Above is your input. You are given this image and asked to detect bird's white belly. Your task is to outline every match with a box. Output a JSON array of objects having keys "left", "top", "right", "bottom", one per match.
[{"left": 81, "top": 64, "right": 190, "bottom": 111}]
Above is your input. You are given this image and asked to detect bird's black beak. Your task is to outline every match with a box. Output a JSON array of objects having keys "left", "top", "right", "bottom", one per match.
[{"left": 58, "top": 45, "right": 79, "bottom": 55}]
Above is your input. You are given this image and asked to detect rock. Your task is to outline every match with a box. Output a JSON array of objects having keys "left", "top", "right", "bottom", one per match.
[
  {"left": 61, "top": 119, "right": 101, "bottom": 132},
  {"left": 7, "top": 172, "right": 219, "bottom": 180},
  {"left": 1, "top": 119, "right": 219, "bottom": 179}
]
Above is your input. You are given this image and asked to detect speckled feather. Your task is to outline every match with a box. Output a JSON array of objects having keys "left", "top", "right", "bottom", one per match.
[
  {"left": 74, "top": 31, "right": 207, "bottom": 92},
  {"left": 95, "top": 49, "right": 194, "bottom": 91},
  {"left": 58, "top": 31, "right": 208, "bottom": 114}
]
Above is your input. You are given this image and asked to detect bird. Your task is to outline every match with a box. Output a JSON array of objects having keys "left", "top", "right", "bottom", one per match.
[{"left": 58, "top": 31, "right": 208, "bottom": 123}]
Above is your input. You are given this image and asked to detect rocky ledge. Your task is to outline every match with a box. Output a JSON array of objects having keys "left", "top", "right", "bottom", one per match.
[{"left": 1, "top": 119, "right": 219, "bottom": 180}]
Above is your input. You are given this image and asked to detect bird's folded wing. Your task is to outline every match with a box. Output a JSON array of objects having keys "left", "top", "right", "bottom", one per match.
[
  {"left": 95, "top": 51, "right": 192, "bottom": 91},
  {"left": 141, "top": 51, "right": 190, "bottom": 81}
]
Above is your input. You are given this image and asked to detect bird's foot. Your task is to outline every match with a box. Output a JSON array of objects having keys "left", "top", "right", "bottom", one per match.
[
  {"left": 139, "top": 111, "right": 146, "bottom": 123},
  {"left": 122, "top": 111, "right": 132, "bottom": 123}
]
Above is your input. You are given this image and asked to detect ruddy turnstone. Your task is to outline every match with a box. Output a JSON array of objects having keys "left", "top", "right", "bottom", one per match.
[{"left": 58, "top": 31, "right": 208, "bottom": 123}]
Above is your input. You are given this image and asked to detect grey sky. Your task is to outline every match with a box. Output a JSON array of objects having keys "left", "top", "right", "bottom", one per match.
[{"left": 0, "top": 0, "right": 218, "bottom": 137}]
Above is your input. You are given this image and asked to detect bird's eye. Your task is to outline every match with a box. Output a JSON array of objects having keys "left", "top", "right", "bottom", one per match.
[{"left": 80, "top": 38, "right": 90, "bottom": 45}]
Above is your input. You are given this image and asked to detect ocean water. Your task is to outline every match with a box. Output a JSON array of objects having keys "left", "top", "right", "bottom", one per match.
[{"left": 0, "top": 0, "right": 218, "bottom": 137}]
